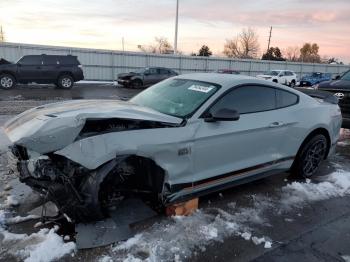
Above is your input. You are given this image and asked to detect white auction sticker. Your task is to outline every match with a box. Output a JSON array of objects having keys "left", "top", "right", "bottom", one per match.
[{"left": 188, "top": 85, "right": 214, "bottom": 93}]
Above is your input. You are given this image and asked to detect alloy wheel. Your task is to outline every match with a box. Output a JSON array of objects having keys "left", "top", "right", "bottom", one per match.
[
  {"left": 302, "top": 139, "right": 327, "bottom": 177},
  {"left": 61, "top": 77, "right": 72, "bottom": 88},
  {"left": 0, "top": 76, "right": 13, "bottom": 89}
]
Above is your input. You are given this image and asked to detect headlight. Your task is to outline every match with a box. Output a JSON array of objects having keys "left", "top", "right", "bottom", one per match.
[{"left": 312, "top": 84, "right": 319, "bottom": 90}]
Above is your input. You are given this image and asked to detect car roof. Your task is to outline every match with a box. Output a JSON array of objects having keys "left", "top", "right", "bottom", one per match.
[{"left": 173, "top": 73, "right": 302, "bottom": 93}]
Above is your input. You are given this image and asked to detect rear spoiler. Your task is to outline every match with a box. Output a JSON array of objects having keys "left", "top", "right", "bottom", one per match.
[{"left": 295, "top": 88, "right": 338, "bottom": 104}]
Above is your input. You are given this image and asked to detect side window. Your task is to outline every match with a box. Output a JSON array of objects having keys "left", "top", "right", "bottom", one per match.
[
  {"left": 160, "top": 69, "right": 170, "bottom": 75},
  {"left": 279, "top": 71, "right": 285, "bottom": 76},
  {"left": 19, "top": 56, "right": 42, "bottom": 65},
  {"left": 43, "top": 56, "right": 59, "bottom": 65},
  {"left": 148, "top": 68, "right": 158, "bottom": 75},
  {"left": 58, "top": 56, "right": 78, "bottom": 65},
  {"left": 276, "top": 89, "right": 298, "bottom": 108},
  {"left": 210, "top": 86, "right": 276, "bottom": 114}
]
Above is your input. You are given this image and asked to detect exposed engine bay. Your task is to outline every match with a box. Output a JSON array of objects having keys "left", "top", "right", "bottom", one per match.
[{"left": 10, "top": 143, "right": 166, "bottom": 223}]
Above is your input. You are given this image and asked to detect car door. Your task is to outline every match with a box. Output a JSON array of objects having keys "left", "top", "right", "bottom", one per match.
[
  {"left": 159, "top": 68, "right": 172, "bottom": 81},
  {"left": 42, "top": 56, "right": 60, "bottom": 82},
  {"left": 192, "top": 85, "right": 292, "bottom": 188},
  {"left": 17, "top": 55, "right": 44, "bottom": 82},
  {"left": 143, "top": 68, "right": 160, "bottom": 86},
  {"left": 278, "top": 71, "right": 287, "bottom": 84}
]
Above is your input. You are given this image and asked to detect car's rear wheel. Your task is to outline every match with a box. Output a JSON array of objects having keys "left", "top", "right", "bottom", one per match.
[
  {"left": 0, "top": 74, "right": 16, "bottom": 89},
  {"left": 57, "top": 75, "right": 74, "bottom": 89},
  {"left": 131, "top": 79, "right": 143, "bottom": 88},
  {"left": 292, "top": 134, "right": 328, "bottom": 178}
]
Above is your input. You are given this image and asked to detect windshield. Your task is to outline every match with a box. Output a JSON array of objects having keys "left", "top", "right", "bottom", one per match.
[
  {"left": 264, "top": 70, "right": 280, "bottom": 76},
  {"left": 340, "top": 71, "right": 350, "bottom": 81},
  {"left": 130, "top": 78, "right": 219, "bottom": 118}
]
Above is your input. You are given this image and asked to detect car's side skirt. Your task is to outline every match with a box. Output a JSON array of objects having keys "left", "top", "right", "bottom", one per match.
[{"left": 166, "top": 156, "right": 294, "bottom": 204}]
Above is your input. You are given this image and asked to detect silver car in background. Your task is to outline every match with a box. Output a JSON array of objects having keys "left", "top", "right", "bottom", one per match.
[{"left": 4, "top": 73, "right": 342, "bottom": 222}]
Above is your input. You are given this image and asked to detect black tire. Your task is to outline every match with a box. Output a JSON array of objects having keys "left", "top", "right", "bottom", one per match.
[
  {"left": 131, "top": 79, "right": 143, "bottom": 88},
  {"left": 291, "top": 134, "right": 328, "bottom": 178},
  {"left": 289, "top": 80, "right": 296, "bottom": 88},
  {"left": 0, "top": 74, "right": 16, "bottom": 89},
  {"left": 57, "top": 75, "right": 74, "bottom": 89}
]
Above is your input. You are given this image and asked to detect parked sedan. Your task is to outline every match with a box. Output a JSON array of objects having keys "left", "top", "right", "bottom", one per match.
[
  {"left": 4, "top": 73, "right": 341, "bottom": 222},
  {"left": 299, "top": 72, "right": 332, "bottom": 87},
  {"left": 117, "top": 67, "right": 178, "bottom": 88},
  {"left": 256, "top": 70, "right": 297, "bottom": 87}
]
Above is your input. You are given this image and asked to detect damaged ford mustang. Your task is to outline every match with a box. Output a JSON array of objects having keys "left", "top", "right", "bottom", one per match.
[{"left": 4, "top": 73, "right": 342, "bottom": 222}]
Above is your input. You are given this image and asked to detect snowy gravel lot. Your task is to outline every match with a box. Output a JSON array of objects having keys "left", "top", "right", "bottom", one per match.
[{"left": 1, "top": 85, "right": 350, "bottom": 262}]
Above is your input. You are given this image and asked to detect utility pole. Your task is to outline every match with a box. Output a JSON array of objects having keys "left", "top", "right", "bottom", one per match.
[
  {"left": 174, "top": 0, "right": 179, "bottom": 55},
  {"left": 122, "top": 37, "right": 125, "bottom": 52},
  {"left": 267, "top": 26, "right": 272, "bottom": 52}
]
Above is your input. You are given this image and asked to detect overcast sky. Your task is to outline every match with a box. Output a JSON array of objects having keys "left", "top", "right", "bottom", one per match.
[{"left": 1, "top": 0, "right": 349, "bottom": 62}]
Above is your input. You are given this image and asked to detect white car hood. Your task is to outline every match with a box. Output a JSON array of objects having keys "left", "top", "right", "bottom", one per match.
[{"left": 4, "top": 99, "right": 182, "bottom": 153}]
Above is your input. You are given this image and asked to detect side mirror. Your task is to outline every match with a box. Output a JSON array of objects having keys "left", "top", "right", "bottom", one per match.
[
  {"left": 205, "top": 108, "right": 240, "bottom": 122},
  {"left": 334, "top": 75, "right": 340, "bottom": 80},
  {"left": 17, "top": 63, "right": 22, "bottom": 67},
  {"left": 144, "top": 71, "right": 150, "bottom": 76}
]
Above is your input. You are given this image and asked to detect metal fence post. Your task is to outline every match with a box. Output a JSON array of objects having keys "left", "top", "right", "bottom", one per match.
[
  {"left": 249, "top": 60, "right": 252, "bottom": 76},
  {"left": 111, "top": 51, "right": 115, "bottom": 81},
  {"left": 17, "top": 44, "right": 21, "bottom": 59},
  {"left": 179, "top": 55, "right": 182, "bottom": 74}
]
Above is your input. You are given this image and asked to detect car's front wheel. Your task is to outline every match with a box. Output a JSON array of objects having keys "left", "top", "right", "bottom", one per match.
[
  {"left": 0, "top": 74, "right": 16, "bottom": 89},
  {"left": 131, "top": 79, "right": 143, "bottom": 88},
  {"left": 292, "top": 134, "right": 328, "bottom": 178},
  {"left": 57, "top": 75, "right": 74, "bottom": 89},
  {"left": 289, "top": 80, "right": 296, "bottom": 88}
]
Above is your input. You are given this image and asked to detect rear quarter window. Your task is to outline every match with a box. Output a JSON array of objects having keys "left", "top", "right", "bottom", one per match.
[
  {"left": 276, "top": 89, "right": 298, "bottom": 108},
  {"left": 57, "top": 56, "right": 79, "bottom": 65}
]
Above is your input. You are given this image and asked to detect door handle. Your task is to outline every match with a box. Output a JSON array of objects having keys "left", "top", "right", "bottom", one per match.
[{"left": 268, "top": 122, "right": 284, "bottom": 128}]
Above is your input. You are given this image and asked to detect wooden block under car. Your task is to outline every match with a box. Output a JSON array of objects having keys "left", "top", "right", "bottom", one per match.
[{"left": 165, "top": 198, "right": 199, "bottom": 216}]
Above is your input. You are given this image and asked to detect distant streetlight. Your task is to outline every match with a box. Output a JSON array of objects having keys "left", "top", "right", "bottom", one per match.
[{"left": 174, "top": 0, "right": 179, "bottom": 55}]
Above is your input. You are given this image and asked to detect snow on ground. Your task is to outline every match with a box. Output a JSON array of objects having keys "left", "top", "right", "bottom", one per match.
[
  {"left": 0, "top": 210, "right": 76, "bottom": 261},
  {"left": 104, "top": 169, "right": 350, "bottom": 261},
  {"left": 0, "top": 137, "right": 76, "bottom": 261},
  {"left": 77, "top": 80, "right": 117, "bottom": 85}
]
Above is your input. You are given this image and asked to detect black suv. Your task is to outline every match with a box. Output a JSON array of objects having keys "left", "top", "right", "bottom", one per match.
[
  {"left": 316, "top": 70, "right": 350, "bottom": 128},
  {"left": 0, "top": 55, "right": 84, "bottom": 89}
]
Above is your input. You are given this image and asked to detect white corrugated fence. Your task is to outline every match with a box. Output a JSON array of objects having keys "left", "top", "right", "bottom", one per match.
[{"left": 0, "top": 42, "right": 348, "bottom": 81}]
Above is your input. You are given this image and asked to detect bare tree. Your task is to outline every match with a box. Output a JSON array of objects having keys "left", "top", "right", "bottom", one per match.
[
  {"left": 138, "top": 37, "right": 174, "bottom": 54},
  {"left": 223, "top": 28, "right": 260, "bottom": 59},
  {"left": 284, "top": 46, "right": 300, "bottom": 62},
  {"left": 299, "top": 43, "right": 321, "bottom": 63}
]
